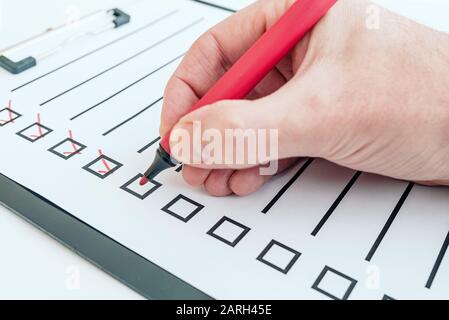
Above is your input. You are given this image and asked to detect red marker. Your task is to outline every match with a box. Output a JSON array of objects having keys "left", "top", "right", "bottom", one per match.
[{"left": 140, "top": 0, "right": 337, "bottom": 185}]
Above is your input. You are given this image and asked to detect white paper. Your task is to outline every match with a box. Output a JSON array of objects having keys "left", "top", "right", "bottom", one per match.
[{"left": 1, "top": 0, "right": 449, "bottom": 300}]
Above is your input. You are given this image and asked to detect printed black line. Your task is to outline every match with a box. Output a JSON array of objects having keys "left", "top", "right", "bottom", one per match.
[
  {"left": 11, "top": 10, "right": 179, "bottom": 92},
  {"left": 162, "top": 194, "right": 204, "bottom": 223},
  {"left": 70, "top": 54, "right": 184, "bottom": 121},
  {"left": 311, "top": 171, "right": 362, "bottom": 237},
  {"left": 121, "top": 174, "right": 162, "bottom": 200},
  {"left": 207, "top": 216, "right": 251, "bottom": 247},
  {"left": 257, "top": 240, "right": 301, "bottom": 274},
  {"left": 190, "top": 0, "right": 236, "bottom": 13},
  {"left": 312, "top": 266, "right": 357, "bottom": 300},
  {"left": 426, "top": 231, "right": 449, "bottom": 289},
  {"left": 103, "top": 97, "right": 163, "bottom": 136},
  {"left": 138, "top": 137, "right": 161, "bottom": 154},
  {"left": 261, "top": 159, "right": 314, "bottom": 214},
  {"left": 40, "top": 19, "right": 203, "bottom": 106},
  {"left": 365, "top": 182, "right": 414, "bottom": 262}
]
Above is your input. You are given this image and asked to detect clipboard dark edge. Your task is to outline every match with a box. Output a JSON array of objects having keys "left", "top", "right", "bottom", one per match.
[{"left": 0, "top": 173, "right": 212, "bottom": 300}]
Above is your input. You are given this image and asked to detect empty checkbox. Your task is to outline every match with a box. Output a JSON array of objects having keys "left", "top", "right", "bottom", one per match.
[
  {"left": 207, "top": 217, "right": 251, "bottom": 247},
  {"left": 82, "top": 155, "right": 122, "bottom": 179},
  {"left": 257, "top": 240, "right": 301, "bottom": 274},
  {"left": 161, "top": 194, "right": 204, "bottom": 222},
  {"left": 0, "top": 108, "right": 21, "bottom": 127},
  {"left": 312, "top": 266, "right": 357, "bottom": 300},
  {"left": 48, "top": 138, "right": 87, "bottom": 160},
  {"left": 121, "top": 174, "right": 162, "bottom": 200},
  {"left": 16, "top": 123, "right": 53, "bottom": 142}
]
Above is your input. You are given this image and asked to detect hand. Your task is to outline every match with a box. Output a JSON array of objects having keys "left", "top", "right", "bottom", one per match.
[{"left": 160, "top": 0, "right": 449, "bottom": 196}]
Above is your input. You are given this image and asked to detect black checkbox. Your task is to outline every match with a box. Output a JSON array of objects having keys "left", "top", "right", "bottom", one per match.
[
  {"left": 312, "top": 266, "right": 357, "bottom": 300},
  {"left": 0, "top": 108, "right": 21, "bottom": 127},
  {"left": 207, "top": 216, "right": 251, "bottom": 247},
  {"left": 48, "top": 138, "right": 87, "bottom": 160},
  {"left": 16, "top": 123, "right": 53, "bottom": 142},
  {"left": 82, "top": 155, "right": 123, "bottom": 179},
  {"left": 256, "top": 240, "right": 301, "bottom": 274},
  {"left": 121, "top": 174, "right": 162, "bottom": 200},
  {"left": 161, "top": 194, "right": 204, "bottom": 223}
]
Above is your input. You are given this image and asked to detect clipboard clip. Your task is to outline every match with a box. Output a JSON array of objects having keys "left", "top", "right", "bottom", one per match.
[{"left": 0, "top": 8, "right": 131, "bottom": 75}]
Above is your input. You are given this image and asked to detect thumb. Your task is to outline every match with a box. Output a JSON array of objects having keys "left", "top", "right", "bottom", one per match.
[{"left": 169, "top": 84, "right": 317, "bottom": 169}]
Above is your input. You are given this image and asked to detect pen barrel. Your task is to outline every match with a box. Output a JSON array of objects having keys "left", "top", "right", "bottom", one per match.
[{"left": 162, "top": 0, "right": 337, "bottom": 153}]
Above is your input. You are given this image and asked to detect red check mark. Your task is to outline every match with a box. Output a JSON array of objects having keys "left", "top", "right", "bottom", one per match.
[
  {"left": 0, "top": 100, "right": 15, "bottom": 124},
  {"left": 98, "top": 149, "right": 112, "bottom": 174},
  {"left": 30, "top": 113, "right": 45, "bottom": 139},
  {"left": 62, "top": 130, "right": 82, "bottom": 156}
]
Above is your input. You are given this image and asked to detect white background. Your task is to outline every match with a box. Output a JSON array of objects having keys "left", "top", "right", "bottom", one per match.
[{"left": 0, "top": 0, "right": 448, "bottom": 300}]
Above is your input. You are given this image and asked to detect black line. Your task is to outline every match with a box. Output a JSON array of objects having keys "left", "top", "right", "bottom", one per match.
[
  {"left": 365, "top": 182, "right": 414, "bottom": 262},
  {"left": 138, "top": 137, "right": 161, "bottom": 154},
  {"left": 207, "top": 216, "right": 251, "bottom": 247},
  {"left": 311, "top": 171, "right": 362, "bottom": 237},
  {"left": 70, "top": 54, "right": 184, "bottom": 121},
  {"left": 190, "top": 0, "right": 236, "bottom": 13},
  {"left": 11, "top": 10, "right": 179, "bottom": 92},
  {"left": 261, "top": 159, "right": 314, "bottom": 214},
  {"left": 312, "top": 266, "right": 357, "bottom": 300},
  {"left": 40, "top": 19, "right": 203, "bottom": 106},
  {"left": 257, "top": 240, "right": 301, "bottom": 274},
  {"left": 426, "top": 231, "right": 449, "bottom": 289},
  {"left": 103, "top": 97, "right": 163, "bottom": 136}
]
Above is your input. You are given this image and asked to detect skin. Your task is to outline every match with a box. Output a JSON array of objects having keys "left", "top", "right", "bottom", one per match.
[{"left": 160, "top": 0, "right": 449, "bottom": 197}]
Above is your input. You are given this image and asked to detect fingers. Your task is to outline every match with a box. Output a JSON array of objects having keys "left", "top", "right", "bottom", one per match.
[
  {"left": 169, "top": 79, "right": 318, "bottom": 169},
  {"left": 182, "top": 165, "right": 234, "bottom": 196},
  {"left": 160, "top": 0, "right": 296, "bottom": 137},
  {"left": 414, "top": 180, "right": 449, "bottom": 187},
  {"left": 198, "top": 158, "right": 298, "bottom": 197},
  {"left": 228, "top": 158, "right": 299, "bottom": 196},
  {"left": 182, "top": 165, "right": 211, "bottom": 187},
  {"left": 204, "top": 169, "right": 234, "bottom": 197},
  {"left": 182, "top": 158, "right": 299, "bottom": 197}
]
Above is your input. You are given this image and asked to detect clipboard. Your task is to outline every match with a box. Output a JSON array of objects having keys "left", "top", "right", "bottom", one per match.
[
  {"left": 2, "top": 0, "right": 449, "bottom": 301},
  {"left": 0, "top": 0, "right": 236, "bottom": 300},
  {"left": 0, "top": 173, "right": 212, "bottom": 299},
  {"left": 0, "top": 8, "right": 130, "bottom": 74}
]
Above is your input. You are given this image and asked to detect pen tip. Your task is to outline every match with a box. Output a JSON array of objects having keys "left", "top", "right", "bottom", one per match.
[
  {"left": 140, "top": 145, "right": 177, "bottom": 184},
  {"left": 139, "top": 176, "right": 149, "bottom": 186}
]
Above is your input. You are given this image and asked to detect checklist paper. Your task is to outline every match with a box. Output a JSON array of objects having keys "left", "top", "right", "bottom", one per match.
[{"left": 1, "top": 0, "right": 449, "bottom": 300}]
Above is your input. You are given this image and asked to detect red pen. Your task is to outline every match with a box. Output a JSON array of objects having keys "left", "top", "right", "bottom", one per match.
[{"left": 140, "top": 0, "right": 337, "bottom": 185}]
